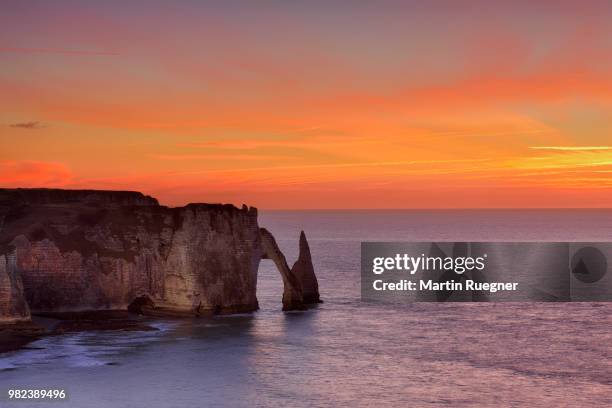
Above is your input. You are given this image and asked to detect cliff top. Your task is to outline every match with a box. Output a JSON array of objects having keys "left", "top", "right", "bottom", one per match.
[
  {"left": 0, "top": 188, "right": 159, "bottom": 207},
  {"left": 0, "top": 188, "right": 255, "bottom": 214}
]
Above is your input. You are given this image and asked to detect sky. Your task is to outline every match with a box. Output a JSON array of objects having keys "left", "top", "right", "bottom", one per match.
[{"left": 1, "top": 1, "right": 612, "bottom": 209}]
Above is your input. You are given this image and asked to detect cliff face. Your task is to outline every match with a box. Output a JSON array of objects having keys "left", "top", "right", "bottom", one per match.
[
  {"left": 0, "top": 253, "right": 30, "bottom": 323},
  {"left": 0, "top": 188, "right": 319, "bottom": 320}
]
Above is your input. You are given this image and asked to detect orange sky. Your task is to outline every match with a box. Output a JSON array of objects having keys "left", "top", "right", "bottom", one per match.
[{"left": 2, "top": 2, "right": 612, "bottom": 208}]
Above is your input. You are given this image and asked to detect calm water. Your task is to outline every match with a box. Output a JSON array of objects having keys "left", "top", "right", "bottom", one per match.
[{"left": 2, "top": 210, "right": 612, "bottom": 407}]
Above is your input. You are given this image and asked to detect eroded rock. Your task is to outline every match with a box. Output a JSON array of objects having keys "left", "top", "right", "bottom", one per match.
[
  {"left": 0, "top": 188, "right": 319, "bottom": 317},
  {"left": 260, "top": 228, "right": 304, "bottom": 310},
  {"left": 0, "top": 253, "right": 30, "bottom": 324},
  {"left": 260, "top": 229, "right": 321, "bottom": 310},
  {"left": 291, "top": 231, "right": 321, "bottom": 304}
]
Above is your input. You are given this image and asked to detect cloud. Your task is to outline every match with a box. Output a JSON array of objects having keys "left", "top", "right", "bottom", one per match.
[
  {"left": 529, "top": 146, "right": 612, "bottom": 151},
  {"left": 0, "top": 161, "right": 73, "bottom": 187},
  {"left": 0, "top": 47, "right": 118, "bottom": 56},
  {"left": 150, "top": 153, "right": 291, "bottom": 161},
  {"left": 9, "top": 121, "right": 44, "bottom": 129}
]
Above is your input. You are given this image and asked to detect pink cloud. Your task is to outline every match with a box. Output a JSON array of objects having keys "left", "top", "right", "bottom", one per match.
[
  {"left": 0, "top": 47, "right": 118, "bottom": 56},
  {"left": 0, "top": 161, "right": 73, "bottom": 187}
]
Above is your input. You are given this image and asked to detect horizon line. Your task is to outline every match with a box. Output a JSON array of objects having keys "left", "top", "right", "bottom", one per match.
[{"left": 257, "top": 207, "right": 612, "bottom": 211}]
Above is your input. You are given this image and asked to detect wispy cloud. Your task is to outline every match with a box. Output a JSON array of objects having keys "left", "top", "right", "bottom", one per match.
[
  {"left": 150, "top": 153, "right": 293, "bottom": 161},
  {"left": 529, "top": 146, "right": 612, "bottom": 151},
  {"left": 0, "top": 47, "right": 118, "bottom": 56},
  {"left": 170, "top": 158, "right": 493, "bottom": 175},
  {"left": 9, "top": 121, "right": 44, "bottom": 129}
]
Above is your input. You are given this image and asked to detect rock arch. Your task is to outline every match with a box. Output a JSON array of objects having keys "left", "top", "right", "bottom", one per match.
[{"left": 259, "top": 228, "right": 321, "bottom": 311}]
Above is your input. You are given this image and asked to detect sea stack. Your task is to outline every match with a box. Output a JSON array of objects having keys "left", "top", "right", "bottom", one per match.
[{"left": 291, "top": 231, "right": 321, "bottom": 304}]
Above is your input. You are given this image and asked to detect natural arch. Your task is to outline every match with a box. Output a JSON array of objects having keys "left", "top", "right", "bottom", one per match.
[{"left": 259, "top": 228, "right": 320, "bottom": 311}]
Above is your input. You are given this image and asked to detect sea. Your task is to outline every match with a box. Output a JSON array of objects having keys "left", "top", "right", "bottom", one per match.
[{"left": 2, "top": 210, "right": 612, "bottom": 407}]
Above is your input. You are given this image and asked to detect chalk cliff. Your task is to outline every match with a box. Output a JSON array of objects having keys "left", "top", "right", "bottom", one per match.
[
  {"left": 0, "top": 188, "right": 319, "bottom": 321},
  {"left": 0, "top": 253, "right": 30, "bottom": 323}
]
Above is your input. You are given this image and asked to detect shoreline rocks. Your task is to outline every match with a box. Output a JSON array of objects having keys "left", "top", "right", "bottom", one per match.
[{"left": 0, "top": 321, "right": 45, "bottom": 354}]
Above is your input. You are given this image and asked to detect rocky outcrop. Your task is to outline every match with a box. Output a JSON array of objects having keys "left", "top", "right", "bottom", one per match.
[
  {"left": 0, "top": 188, "right": 319, "bottom": 317},
  {"left": 291, "top": 231, "right": 321, "bottom": 304},
  {"left": 260, "top": 228, "right": 321, "bottom": 310},
  {"left": 260, "top": 228, "right": 304, "bottom": 310}
]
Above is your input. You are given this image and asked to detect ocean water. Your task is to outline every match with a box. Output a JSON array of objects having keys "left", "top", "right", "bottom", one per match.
[{"left": 2, "top": 210, "right": 612, "bottom": 407}]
